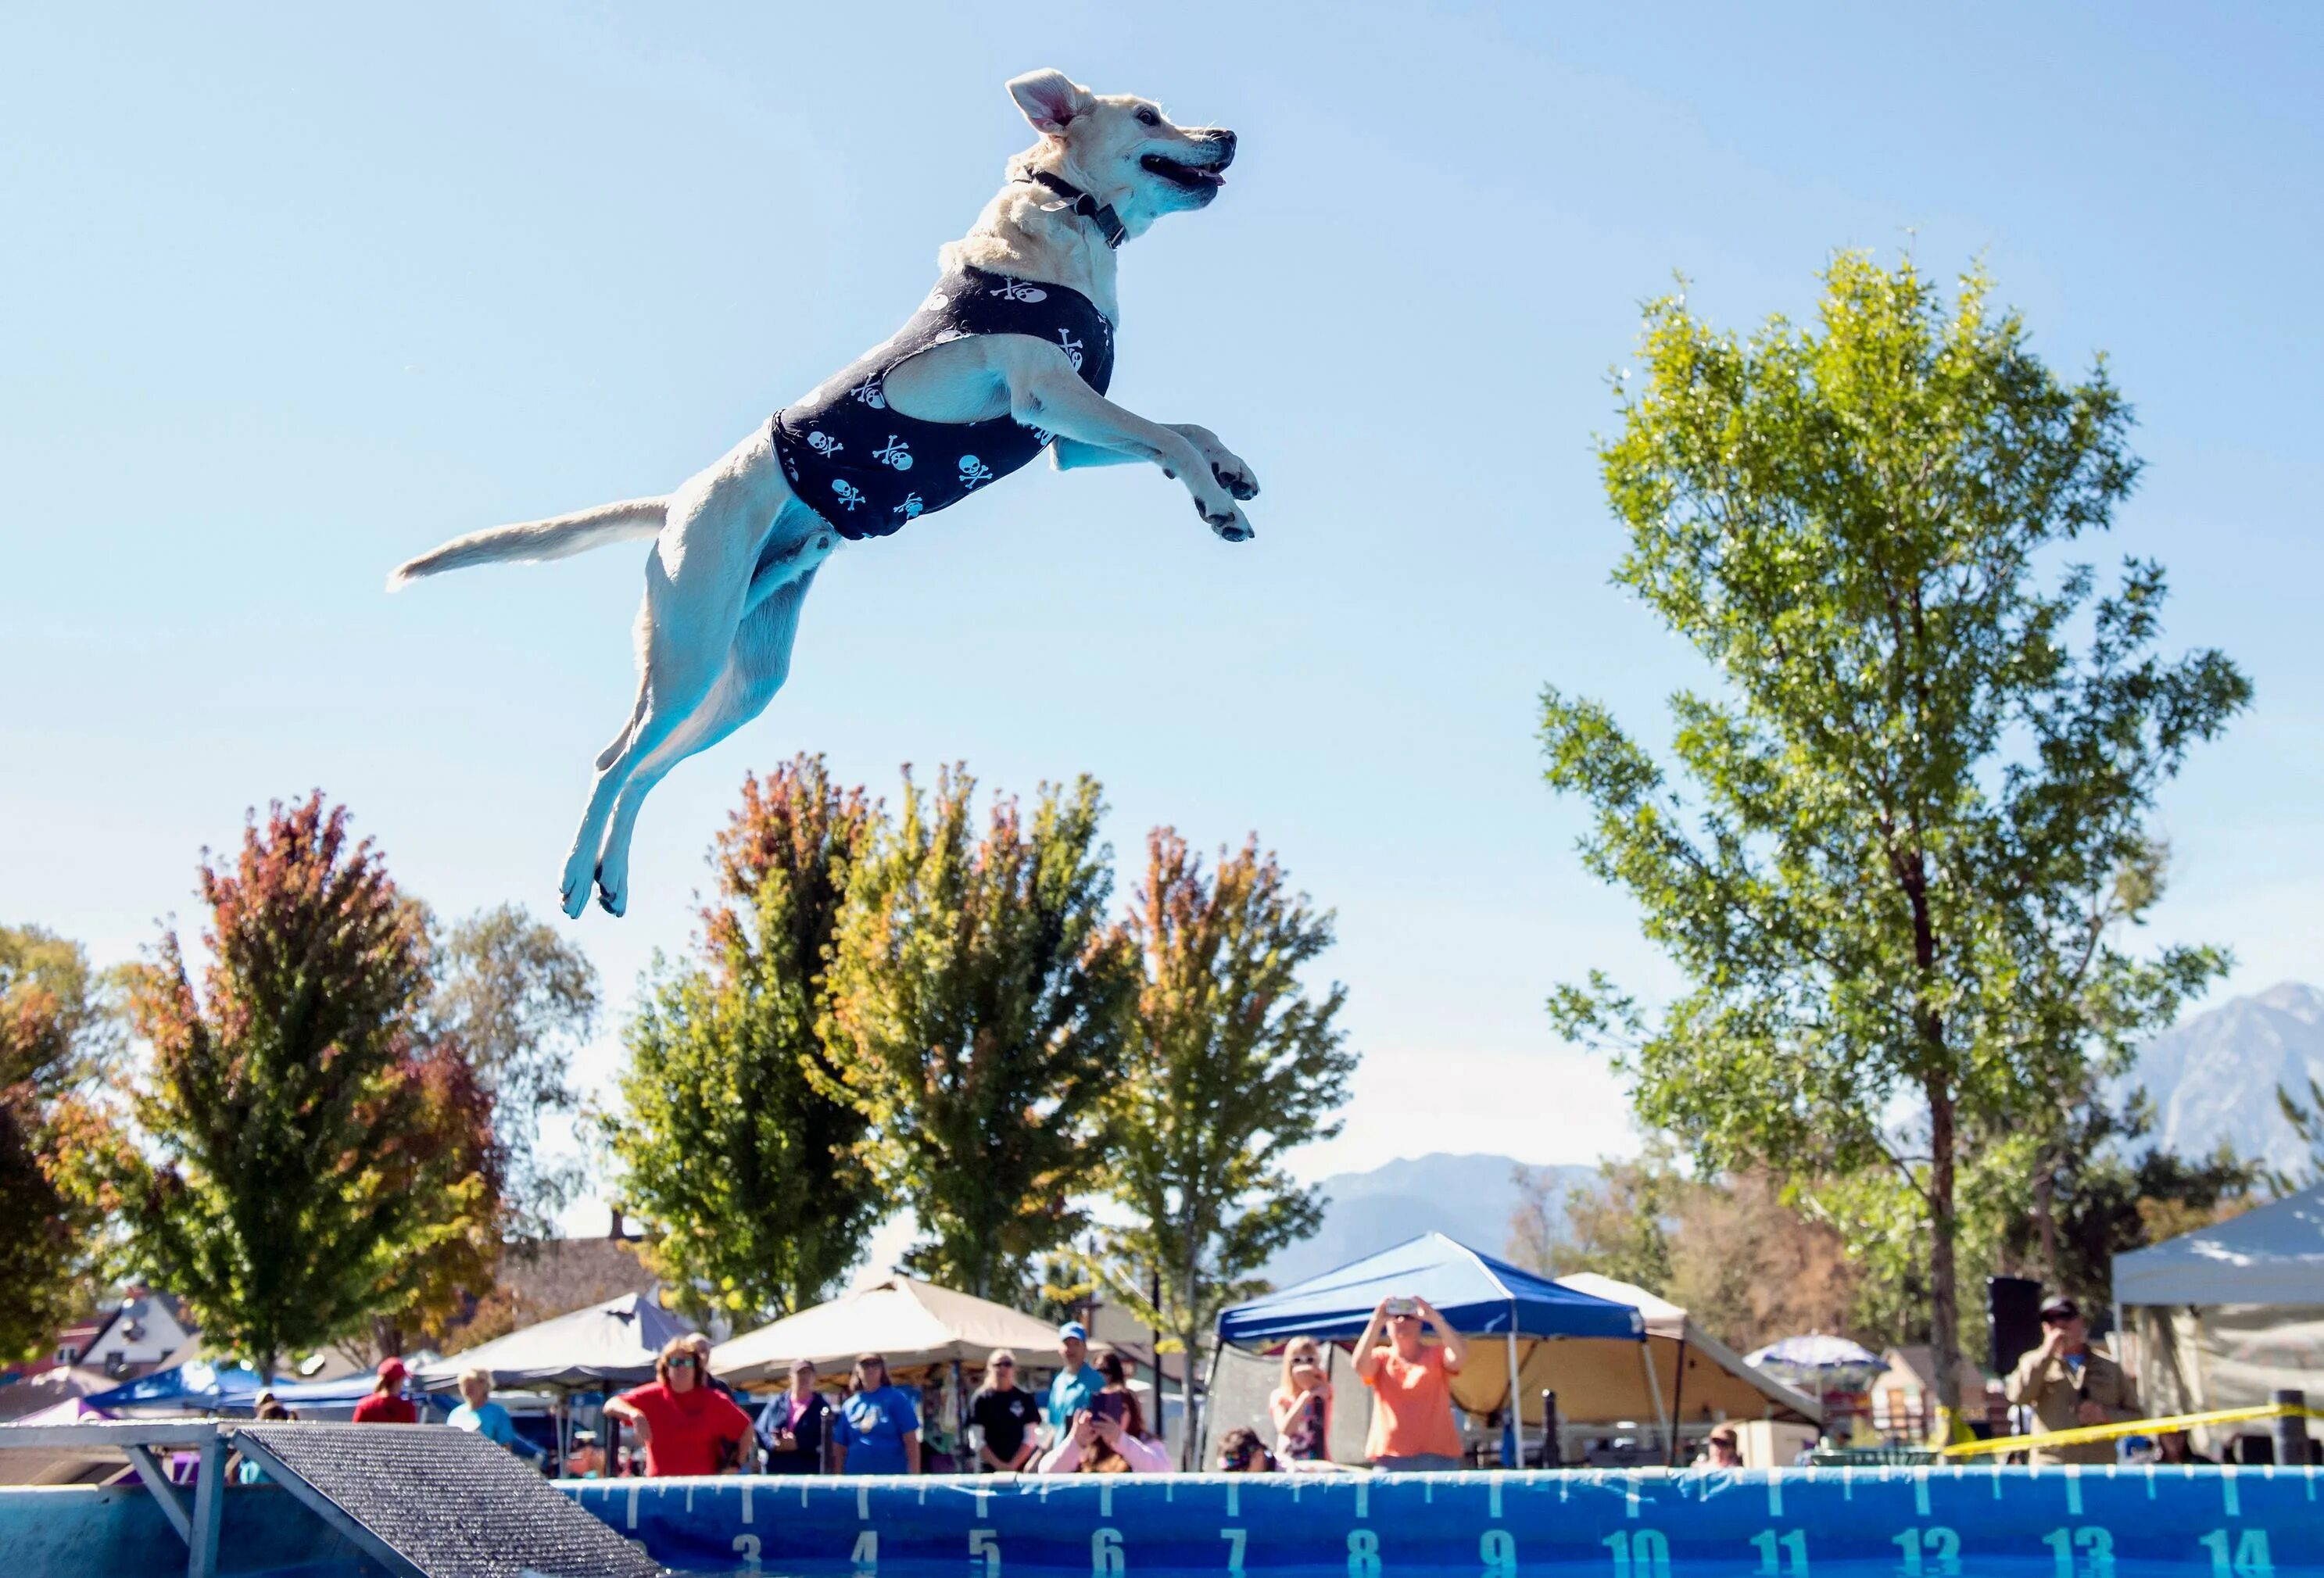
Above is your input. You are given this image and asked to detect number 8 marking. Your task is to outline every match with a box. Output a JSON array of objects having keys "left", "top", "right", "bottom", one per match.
[{"left": 1348, "top": 1529, "right": 1380, "bottom": 1578}]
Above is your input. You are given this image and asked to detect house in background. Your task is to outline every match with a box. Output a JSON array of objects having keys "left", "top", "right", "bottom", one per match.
[
  {"left": 1873, "top": 1345, "right": 2007, "bottom": 1439},
  {"left": 75, "top": 1290, "right": 195, "bottom": 1381}
]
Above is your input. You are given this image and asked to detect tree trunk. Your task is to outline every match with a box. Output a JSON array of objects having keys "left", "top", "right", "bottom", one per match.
[
  {"left": 1181, "top": 1240, "right": 1201, "bottom": 1469},
  {"left": 2031, "top": 1159, "right": 2060, "bottom": 1286},
  {"left": 1925, "top": 1068, "right": 1963, "bottom": 1416}
]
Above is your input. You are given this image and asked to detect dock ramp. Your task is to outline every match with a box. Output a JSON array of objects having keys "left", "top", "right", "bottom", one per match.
[{"left": 2, "top": 1419, "right": 660, "bottom": 1578}]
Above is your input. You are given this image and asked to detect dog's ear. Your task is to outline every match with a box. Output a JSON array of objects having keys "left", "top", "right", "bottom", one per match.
[{"left": 1008, "top": 70, "right": 1094, "bottom": 137}]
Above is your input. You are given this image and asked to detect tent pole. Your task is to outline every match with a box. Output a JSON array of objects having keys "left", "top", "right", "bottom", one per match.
[
  {"left": 1668, "top": 1337, "right": 1688, "bottom": 1461},
  {"left": 1503, "top": 1322, "right": 1521, "bottom": 1470},
  {"left": 1638, "top": 1340, "right": 1673, "bottom": 1465}
]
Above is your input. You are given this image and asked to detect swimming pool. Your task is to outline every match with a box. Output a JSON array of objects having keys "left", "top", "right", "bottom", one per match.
[
  {"left": 5, "top": 1466, "right": 2315, "bottom": 1576},
  {"left": 564, "top": 1466, "right": 2320, "bottom": 1577}
]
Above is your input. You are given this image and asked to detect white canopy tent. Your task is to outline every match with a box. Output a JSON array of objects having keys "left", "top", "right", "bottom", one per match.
[
  {"left": 410, "top": 1292, "right": 695, "bottom": 1393},
  {"left": 2115, "top": 1183, "right": 2324, "bottom": 1437},
  {"left": 711, "top": 1276, "right": 1063, "bottom": 1388},
  {"left": 1550, "top": 1273, "right": 1822, "bottom": 1430}
]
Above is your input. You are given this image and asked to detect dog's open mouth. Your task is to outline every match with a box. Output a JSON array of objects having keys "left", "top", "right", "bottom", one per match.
[{"left": 1141, "top": 152, "right": 1227, "bottom": 192}]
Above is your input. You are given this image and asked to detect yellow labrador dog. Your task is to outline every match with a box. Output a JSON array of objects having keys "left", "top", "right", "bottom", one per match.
[{"left": 390, "top": 70, "right": 1252, "bottom": 918}]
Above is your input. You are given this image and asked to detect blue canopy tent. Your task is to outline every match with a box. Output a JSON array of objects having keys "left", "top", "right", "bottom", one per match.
[
  {"left": 83, "top": 1359, "right": 430, "bottom": 1416},
  {"left": 1216, "top": 1233, "right": 1653, "bottom": 1465}
]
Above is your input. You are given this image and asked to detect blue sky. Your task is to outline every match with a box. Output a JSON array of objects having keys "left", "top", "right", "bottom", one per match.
[{"left": 5, "top": 3, "right": 2319, "bottom": 1233}]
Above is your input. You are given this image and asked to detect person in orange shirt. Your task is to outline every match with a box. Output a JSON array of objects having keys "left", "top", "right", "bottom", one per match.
[{"left": 1353, "top": 1294, "right": 1467, "bottom": 1471}]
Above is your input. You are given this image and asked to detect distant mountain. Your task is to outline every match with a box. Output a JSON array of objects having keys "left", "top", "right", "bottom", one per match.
[
  {"left": 1258, "top": 1153, "right": 1597, "bottom": 1290},
  {"left": 2126, "top": 982, "right": 2324, "bottom": 1179}
]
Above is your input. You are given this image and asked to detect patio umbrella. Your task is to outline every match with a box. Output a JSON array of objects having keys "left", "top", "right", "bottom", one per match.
[{"left": 1743, "top": 1333, "right": 1885, "bottom": 1393}]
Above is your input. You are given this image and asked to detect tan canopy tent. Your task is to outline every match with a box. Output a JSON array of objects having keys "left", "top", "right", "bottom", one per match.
[
  {"left": 711, "top": 1276, "right": 1063, "bottom": 1388},
  {"left": 1504, "top": 1274, "right": 1821, "bottom": 1434}
]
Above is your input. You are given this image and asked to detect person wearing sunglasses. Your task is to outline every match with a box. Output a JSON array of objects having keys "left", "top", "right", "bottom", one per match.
[
  {"left": 1269, "top": 1336, "right": 1334, "bottom": 1467},
  {"left": 1353, "top": 1294, "right": 1467, "bottom": 1472},
  {"left": 969, "top": 1350, "right": 1040, "bottom": 1472},
  {"left": 833, "top": 1353, "right": 922, "bottom": 1475},
  {"left": 603, "top": 1336, "right": 754, "bottom": 1476}
]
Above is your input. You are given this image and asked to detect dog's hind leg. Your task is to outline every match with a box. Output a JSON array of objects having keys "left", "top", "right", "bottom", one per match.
[
  {"left": 589, "top": 567, "right": 819, "bottom": 916},
  {"left": 558, "top": 435, "right": 785, "bottom": 918}
]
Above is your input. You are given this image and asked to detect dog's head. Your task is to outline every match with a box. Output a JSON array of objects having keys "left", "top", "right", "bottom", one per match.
[{"left": 1006, "top": 70, "right": 1234, "bottom": 238}]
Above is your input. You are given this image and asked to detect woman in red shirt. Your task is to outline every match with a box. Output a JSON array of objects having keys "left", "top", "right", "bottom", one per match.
[
  {"left": 603, "top": 1336, "right": 753, "bottom": 1476},
  {"left": 351, "top": 1358, "right": 418, "bottom": 1424}
]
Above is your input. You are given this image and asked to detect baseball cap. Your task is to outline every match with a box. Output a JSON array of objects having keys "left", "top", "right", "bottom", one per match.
[
  {"left": 1058, "top": 1321, "right": 1089, "bottom": 1343},
  {"left": 2039, "top": 1295, "right": 2080, "bottom": 1322},
  {"left": 378, "top": 1357, "right": 410, "bottom": 1383}
]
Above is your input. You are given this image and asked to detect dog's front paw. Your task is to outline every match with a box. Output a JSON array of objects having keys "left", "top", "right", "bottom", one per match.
[
  {"left": 1195, "top": 496, "right": 1253, "bottom": 542},
  {"left": 1211, "top": 456, "right": 1260, "bottom": 501}
]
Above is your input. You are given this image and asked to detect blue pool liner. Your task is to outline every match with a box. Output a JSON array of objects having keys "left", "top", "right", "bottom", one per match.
[{"left": 565, "top": 1465, "right": 2321, "bottom": 1576}]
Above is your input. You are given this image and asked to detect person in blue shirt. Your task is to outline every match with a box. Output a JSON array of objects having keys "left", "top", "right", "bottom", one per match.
[
  {"left": 1045, "top": 1322, "right": 1104, "bottom": 1437},
  {"left": 833, "top": 1354, "right": 921, "bottom": 1475},
  {"left": 448, "top": 1367, "right": 543, "bottom": 1462}
]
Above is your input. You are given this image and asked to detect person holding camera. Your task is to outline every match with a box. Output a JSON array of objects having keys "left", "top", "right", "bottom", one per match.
[
  {"left": 1269, "top": 1336, "right": 1334, "bottom": 1467},
  {"left": 1354, "top": 1294, "right": 1466, "bottom": 1472},
  {"left": 2004, "top": 1295, "right": 2139, "bottom": 1465},
  {"left": 755, "top": 1358, "right": 831, "bottom": 1475}
]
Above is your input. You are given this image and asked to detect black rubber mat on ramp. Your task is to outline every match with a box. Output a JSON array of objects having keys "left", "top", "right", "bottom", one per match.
[{"left": 237, "top": 1422, "right": 661, "bottom": 1578}]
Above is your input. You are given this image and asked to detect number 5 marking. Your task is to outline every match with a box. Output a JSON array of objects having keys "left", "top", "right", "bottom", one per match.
[{"left": 971, "top": 1528, "right": 1001, "bottom": 1578}]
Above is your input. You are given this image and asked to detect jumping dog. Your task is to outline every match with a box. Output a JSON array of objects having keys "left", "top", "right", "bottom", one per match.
[{"left": 389, "top": 70, "right": 1253, "bottom": 918}]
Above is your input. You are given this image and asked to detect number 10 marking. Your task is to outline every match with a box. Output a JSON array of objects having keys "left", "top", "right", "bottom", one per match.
[{"left": 1605, "top": 1529, "right": 1671, "bottom": 1578}]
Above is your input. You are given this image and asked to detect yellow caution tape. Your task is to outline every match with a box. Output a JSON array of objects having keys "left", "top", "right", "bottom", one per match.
[{"left": 1939, "top": 1400, "right": 2324, "bottom": 1459}]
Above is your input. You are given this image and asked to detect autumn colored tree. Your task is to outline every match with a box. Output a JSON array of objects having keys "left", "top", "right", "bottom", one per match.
[
  {"left": 607, "top": 757, "right": 885, "bottom": 1322},
  {"left": 1093, "top": 831, "right": 1354, "bottom": 1464},
  {"left": 73, "top": 795, "right": 500, "bottom": 1377},
  {"left": 821, "top": 768, "right": 1134, "bottom": 1301},
  {"left": 1542, "top": 254, "right": 2249, "bottom": 1418},
  {"left": 0, "top": 926, "right": 114, "bottom": 1362}
]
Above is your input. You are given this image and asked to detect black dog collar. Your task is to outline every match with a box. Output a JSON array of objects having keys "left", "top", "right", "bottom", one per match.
[{"left": 1022, "top": 170, "right": 1126, "bottom": 249}]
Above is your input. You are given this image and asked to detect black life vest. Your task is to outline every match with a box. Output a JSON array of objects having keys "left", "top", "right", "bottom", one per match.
[{"left": 769, "top": 267, "right": 1118, "bottom": 541}]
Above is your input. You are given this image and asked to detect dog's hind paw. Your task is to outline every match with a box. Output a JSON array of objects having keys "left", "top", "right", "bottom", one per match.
[{"left": 1212, "top": 460, "right": 1259, "bottom": 501}]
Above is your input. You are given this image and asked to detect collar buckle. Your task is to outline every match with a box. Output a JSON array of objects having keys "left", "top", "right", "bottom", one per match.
[{"left": 1025, "top": 170, "right": 1126, "bottom": 249}]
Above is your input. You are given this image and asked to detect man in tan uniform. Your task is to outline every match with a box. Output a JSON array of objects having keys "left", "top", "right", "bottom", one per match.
[{"left": 2004, "top": 1295, "right": 2140, "bottom": 1465}]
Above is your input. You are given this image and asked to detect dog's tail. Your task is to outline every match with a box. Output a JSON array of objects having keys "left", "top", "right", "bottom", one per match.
[{"left": 385, "top": 497, "right": 668, "bottom": 590}]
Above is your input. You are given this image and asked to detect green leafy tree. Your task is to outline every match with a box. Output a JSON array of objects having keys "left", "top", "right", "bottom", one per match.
[
  {"left": 1091, "top": 830, "right": 1355, "bottom": 1464},
  {"left": 0, "top": 926, "right": 115, "bottom": 1362},
  {"left": 1541, "top": 253, "right": 2250, "bottom": 1415},
  {"left": 428, "top": 904, "right": 600, "bottom": 1239},
  {"left": 821, "top": 766, "right": 1134, "bottom": 1301},
  {"left": 1509, "top": 1151, "right": 1680, "bottom": 1292},
  {"left": 607, "top": 757, "right": 886, "bottom": 1322},
  {"left": 2273, "top": 1079, "right": 2324, "bottom": 1192},
  {"left": 67, "top": 795, "right": 500, "bottom": 1378}
]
